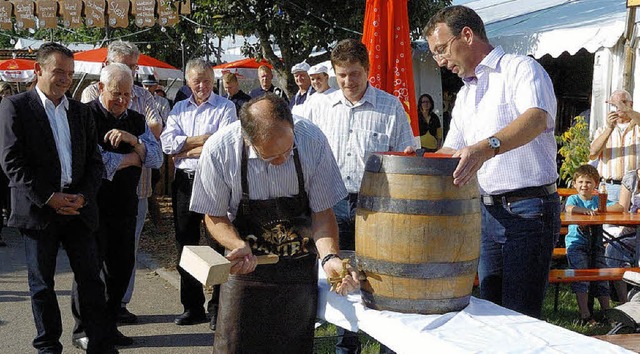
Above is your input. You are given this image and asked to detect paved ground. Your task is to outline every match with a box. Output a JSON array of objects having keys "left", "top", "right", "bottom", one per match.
[{"left": 0, "top": 226, "right": 214, "bottom": 353}]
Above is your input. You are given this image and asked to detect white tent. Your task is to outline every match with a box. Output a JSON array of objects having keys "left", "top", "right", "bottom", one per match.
[{"left": 454, "top": 0, "right": 633, "bottom": 134}]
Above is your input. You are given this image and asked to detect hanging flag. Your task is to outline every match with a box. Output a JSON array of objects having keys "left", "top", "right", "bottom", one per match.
[
  {"left": 0, "top": 2, "right": 13, "bottom": 30},
  {"left": 13, "top": 0, "right": 36, "bottom": 30},
  {"left": 36, "top": 0, "right": 58, "bottom": 29},
  {"left": 362, "top": 0, "right": 419, "bottom": 137},
  {"left": 84, "top": 0, "right": 106, "bottom": 28},
  {"left": 108, "top": 0, "right": 129, "bottom": 28}
]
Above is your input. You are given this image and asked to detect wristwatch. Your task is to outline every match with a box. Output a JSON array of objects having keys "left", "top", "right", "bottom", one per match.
[{"left": 487, "top": 136, "right": 501, "bottom": 156}]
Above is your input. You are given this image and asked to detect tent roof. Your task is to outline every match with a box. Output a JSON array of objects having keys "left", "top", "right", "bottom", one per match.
[{"left": 455, "top": 0, "right": 629, "bottom": 58}]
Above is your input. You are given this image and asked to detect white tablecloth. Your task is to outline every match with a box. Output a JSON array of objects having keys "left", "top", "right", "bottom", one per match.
[{"left": 316, "top": 264, "right": 634, "bottom": 354}]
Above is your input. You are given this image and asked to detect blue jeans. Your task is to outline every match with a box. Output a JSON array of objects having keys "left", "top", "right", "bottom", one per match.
[
  {"left": 478, "top": 193, "right": 560, "bottom": 318},
  {"left": 567, "top": 242, "right": 609, "bottom": 295}
]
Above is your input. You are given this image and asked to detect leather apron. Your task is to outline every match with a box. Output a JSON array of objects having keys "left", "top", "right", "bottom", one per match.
[{"left": 213, "top": 143, "right": 318, "bottom": 354}]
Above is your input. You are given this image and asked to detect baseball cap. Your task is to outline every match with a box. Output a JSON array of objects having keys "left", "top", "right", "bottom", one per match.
[
  {"left": 291, "top": 62, "right": 310, "bottom": 74},
  {"left": 308, "top": 64, "right": 328, "bottom": 75}
]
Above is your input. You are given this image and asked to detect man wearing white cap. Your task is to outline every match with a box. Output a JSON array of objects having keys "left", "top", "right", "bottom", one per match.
[
  {"left": 297, "top": 64, "right": 337, "bottom": 117},
  {"left": 289, "top": 62, "right": 314, "bottom": 113},
  {"left": 308, "top": 64, "right": 335, "bottom": 95}
]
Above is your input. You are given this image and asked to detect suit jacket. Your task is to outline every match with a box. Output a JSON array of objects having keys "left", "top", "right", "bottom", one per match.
[{"left": 0, "top": 89, "right": 104, "bottom": 230}]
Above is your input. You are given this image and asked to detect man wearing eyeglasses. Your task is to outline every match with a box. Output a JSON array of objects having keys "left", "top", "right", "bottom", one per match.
[
  {"left": 81, "top": 40, "right": 163, "bottom": 325},
  {"left": 190, "top": 93, "right": 356, "bottom": 353},
  {"left": 590, "top": 89, "right": 640, "bottom": 203},
  {"left": 424, "top": 5, "right": 560, "bottom": 319},
  {"left": 160, "top": 58, "right": 237, "bottom": 330}
]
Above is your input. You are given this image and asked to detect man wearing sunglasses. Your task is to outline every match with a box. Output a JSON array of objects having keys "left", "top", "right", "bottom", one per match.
[{"left": 425, "top": 5, "right": 560, "bottom": 319}]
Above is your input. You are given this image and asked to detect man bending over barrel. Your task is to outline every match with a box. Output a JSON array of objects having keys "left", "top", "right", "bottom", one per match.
[{"left": 190, "top": 93, "right": 358, "bottom": 354}]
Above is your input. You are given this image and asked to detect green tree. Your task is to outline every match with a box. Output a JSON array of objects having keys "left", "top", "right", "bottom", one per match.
[{"left": 193, "top": 0, "right": 450, "bottom": 96}]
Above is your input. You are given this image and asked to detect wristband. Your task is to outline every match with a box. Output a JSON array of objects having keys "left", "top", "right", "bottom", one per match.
[{"left": 321, "top": 253, "right": 340, "bottom": 267}]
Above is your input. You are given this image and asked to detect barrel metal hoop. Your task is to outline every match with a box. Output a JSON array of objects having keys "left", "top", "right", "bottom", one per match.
[
  {"left": 364, "top": 153, "right": 459, "bottom": 175},
  {"left": 357, "top": 195, "right": 480, "bottom": 215},
  {"left": 357, "top": 256, "right": 478, "bottom": 278},
  {"left": 361, "top": 291, "right": 471, "bottom": 314}
]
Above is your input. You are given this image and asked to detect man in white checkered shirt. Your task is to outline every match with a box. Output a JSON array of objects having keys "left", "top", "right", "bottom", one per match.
[
  {"left": 304, "top": 38, "right": 415, "bottom": 354},
  {"left": 425, "top": 5, "right": 561, "bottom": 320}
]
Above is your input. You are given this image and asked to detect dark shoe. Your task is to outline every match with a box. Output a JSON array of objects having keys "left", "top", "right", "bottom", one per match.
[
  {"left": 72, "top": 336, "right": 89, "bottom": 351},
  {"left": 174, "top": 310, "right": 207, "bottom": 325},
  {"left": 113, "top": 329, "right": 133, "bottom": 346},
  {"left": 118, "top": 307, "right": 138, "bottom": 324},
  {"left": 209, "top": 317, "right": 216, "bottom": 331}
]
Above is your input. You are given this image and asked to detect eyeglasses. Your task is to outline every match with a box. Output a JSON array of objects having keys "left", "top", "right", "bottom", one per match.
[
  {"left": 252, "top": 142, "right": 295, "bottom": 163},
  {"left": 431, "top": 35, "right": 459, "bottom": 62}
]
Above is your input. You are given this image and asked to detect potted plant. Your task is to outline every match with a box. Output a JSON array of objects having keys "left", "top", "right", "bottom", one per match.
[{"left": 557, "top": 115, "right": 590, "bottom": 187}]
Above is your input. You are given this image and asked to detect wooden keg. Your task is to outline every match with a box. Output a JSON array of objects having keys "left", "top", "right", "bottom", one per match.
[{"left": 356, "top": 152, "right": 480, "bottom": 314}]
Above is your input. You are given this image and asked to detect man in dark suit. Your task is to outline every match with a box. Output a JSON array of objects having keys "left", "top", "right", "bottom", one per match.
[{"left": 0, "top": 42, "right": 116, "bottom": 354}]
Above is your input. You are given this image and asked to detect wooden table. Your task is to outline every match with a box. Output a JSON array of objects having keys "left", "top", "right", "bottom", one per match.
[
  {"left": 558, "top": 187, "right": 577, "bottom": 197},
  {"left": 561, "top": 212, "right": 640, "bottom": 227},
  {"left": 561, "top": 212, "right": 640, "bottom": 312},
  {"left": 594, "top": 334, "right": 640, "bottom": 352},
  {"left": 561, "top": 212, "right": 640, "bottom": 266}
]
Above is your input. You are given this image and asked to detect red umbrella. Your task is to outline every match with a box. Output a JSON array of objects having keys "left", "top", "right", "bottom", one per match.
[
  {"left": 0, "top": 58, "right": 36, "bottom": 82},
  {"left": 212, "top": 58, "right": 273, "bottom": 79},
  {"left": 73, "top": 47, "right": 183, "bottom": 80},
  {"left": 362, "top": 0, "right": 419, "bottom": 137}
]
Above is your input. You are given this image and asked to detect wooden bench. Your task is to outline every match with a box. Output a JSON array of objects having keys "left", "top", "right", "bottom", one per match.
[
  {"left": 548, "top": 268, "right": 640, "bottom": 283},
  {"left": 549, "top": 267, "right": 640, "bottom": 312},
  {"left": 474, "top": 268, "right": 640, "bottom": 311},
  {"left": 552, "top": 247, "right": 566, "bottom": 259}
]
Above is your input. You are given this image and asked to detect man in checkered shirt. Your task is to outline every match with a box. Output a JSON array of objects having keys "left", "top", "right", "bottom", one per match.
[{"left": 304, "top": 38, "right": 415, "bottom": 354}]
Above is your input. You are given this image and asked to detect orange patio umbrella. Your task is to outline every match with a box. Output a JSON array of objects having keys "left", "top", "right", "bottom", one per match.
[
  {"left": 212, "top": 58, "right": 274, "bottom": 79},
  {"left": 0, "top": 58, "right": 36, "bottom": 82},
  {"left": 73, "top": 47, "right": 183, "bottom": 80},
  {"left": 362, "top": 0, "right": 419, "bottom": 137}
]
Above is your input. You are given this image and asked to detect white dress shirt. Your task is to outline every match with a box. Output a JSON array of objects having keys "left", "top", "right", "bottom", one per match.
[
  {"left": 444, "top": 46, "right": 558, "bottom": 195},
  {"left": 305, "top": 84, "right": 416, "bottom": 194},
  {"left": 35, "top": 86, "right": 72, "bottom": 189},
  {"left": 160, "top": 93, "right": 237, "bottom": 172},
  {"left": 190, "top": 118, "right": 347, "bottom": 219}
]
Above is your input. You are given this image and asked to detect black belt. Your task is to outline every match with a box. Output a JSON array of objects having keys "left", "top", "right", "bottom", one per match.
[
  {"left": 604, "top": 178, "right": 622, "bottom": 185},
  {"left": 345, "top": 193, "right": 359, "bottom": 203},
  {"left": 481, "top": 183, "right": 557, "bottom": 206},
  {"left": 176, "top": 169, "right": 196, "bottom": 180}
]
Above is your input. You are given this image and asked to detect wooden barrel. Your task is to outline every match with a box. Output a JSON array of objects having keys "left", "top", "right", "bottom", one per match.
[{"left": 355, "top": 152, "right": 480, "bottom": 314}]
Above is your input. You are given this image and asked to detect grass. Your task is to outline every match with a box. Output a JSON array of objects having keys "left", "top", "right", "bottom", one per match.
[{"left": 139, "top": 196, "right": 620, "bottom": 353}]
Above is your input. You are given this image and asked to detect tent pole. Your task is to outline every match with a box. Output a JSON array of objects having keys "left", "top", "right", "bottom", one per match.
[
  {"left": 72, "top": 72, "right": 88, "bottom": 99},
  {"left": 622, "top": 7, "right": 636, "bottom": 93}
]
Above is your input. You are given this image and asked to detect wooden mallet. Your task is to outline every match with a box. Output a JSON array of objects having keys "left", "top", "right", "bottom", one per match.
[{"left": 179, "top": 245, "right": 279, "bottom": 287}]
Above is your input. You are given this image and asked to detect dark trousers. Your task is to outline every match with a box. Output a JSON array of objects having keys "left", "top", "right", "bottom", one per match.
[
  {"left": 173, "top": 170, "right": 222, "bottom": 313},
  {"left": 332, "top": 195, "right": 362, "bottom": 354},
  {"left": 21, "top": 218, "right": 113, "bottom": 354},
  {"left": 72, "top": 211, "right": 136, "bottom": 338}
]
